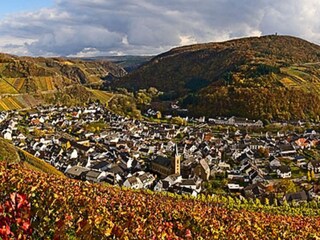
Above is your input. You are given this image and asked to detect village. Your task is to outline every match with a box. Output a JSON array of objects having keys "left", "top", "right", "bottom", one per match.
[{"left": 1, "top": 102, "right": 320, "bottom": 204}]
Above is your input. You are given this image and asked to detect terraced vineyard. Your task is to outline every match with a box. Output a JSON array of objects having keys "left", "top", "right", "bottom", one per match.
[
  {"left": 17, "top": 149, "right": 65, "bottom": 177},
  {"left": 0, "top": 79, "right": 18, "bottom": 94},
  {"left": 5, "top": 78, "right": 25, "bottom": 91},
  {"left": 0, "top": 53, "right": 126, "bottom": 111},
  {"left": 279, "top": 64, "right": 320, "bottom": 94},
  {"left": 33, "top": 77, "right": 55, "bottom": 91},
  {"left": 1, "top": 162, "right": 320, "bottom": 239},
  {"left": 0, "top": 95, "right": 42, "bottom": 111},
  {"left": 89, "top": 89, "right": 114, "bottom": 103}
]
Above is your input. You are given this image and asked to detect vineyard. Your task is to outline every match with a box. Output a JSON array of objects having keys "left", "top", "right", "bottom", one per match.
[
  {"left": 0, "top": 79, "right": 18, "bottom": 94},
  {"left": 0, "top": 95, "right": 42, "bottom": 111},
  {"left": 33, "top": 77, "right": 55, "bottom": 91},
  {"left": 89, "top": 89, "right": 114, "bottom": 103},
  {"left": 0, "top": 97, "right": 24, "bottom": 111},
  {"left": 1, "top": 97, "right": 22, "bottom": 110},
  {"left": 5, "top": 78, "right": 25, "bottom": 92},
  {"left": 1, "top": 162, "right": 320, "bottom": 239},
  {"left": 17, "top": 149, "right": 65, "bottom": 177},
  {"left": 13, "top": 78, "right": 25, "bottom": 91}
]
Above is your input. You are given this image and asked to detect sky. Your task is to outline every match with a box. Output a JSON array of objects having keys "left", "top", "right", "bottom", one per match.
[
  {"left": 0, "top": 0, "right": 54, "bottom": 17},
  {"left": 0, "top": 0, "right": 320, "bottom": 57}
]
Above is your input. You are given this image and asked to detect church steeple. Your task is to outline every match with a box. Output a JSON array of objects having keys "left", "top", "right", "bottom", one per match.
[{"left": 173, "top": 144, "right": 181, "bottom": 175}]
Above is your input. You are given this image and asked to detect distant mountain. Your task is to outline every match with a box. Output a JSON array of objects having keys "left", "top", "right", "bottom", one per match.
[
  {"left": 113, "top": 35, "right": 320, "bottom": 121},
  {"left": 79, "top": 55, "right": 153, "bottom": 72}
]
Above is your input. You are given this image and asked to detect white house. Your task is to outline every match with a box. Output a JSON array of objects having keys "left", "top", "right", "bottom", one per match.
[
  {"left": 70, "top": 149, "right": 78, "bottom": 159},
  {"left": 3, "top": 131, "right": 12, "bottom": 140},
  {"left": 277, "top": 165, "right": 291, "bottom": 178},
  {"left": 123, "top": 176, "right": 143, "bottom": 189}
]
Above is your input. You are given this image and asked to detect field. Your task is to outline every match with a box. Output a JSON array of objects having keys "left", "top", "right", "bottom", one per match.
[
  {"left": 1, "top": 162, "right": 320, "bottom": 239},
  {"left": 5, "top": 78, "right": 25, "bottom": 92},
  {"left": 0, "top": 97, "right": 24, "bottom": 110},
  {"left": 280, "top": 66, "right": 320, "bottom": 94},
  {"left": 0, "top": 79, "right": 19, "bottom": 94},
  {"left": 88, "top": 89, "right": 114, "bottom": 103},
  {"left": 17, "top": 148, "right": 65, "bottom": 177},
  {"left": 33, "top": 77, "right": 55, "bottom": 91},
  {"left": 0, "top": 95, "right": 42, "bottom": 111}
]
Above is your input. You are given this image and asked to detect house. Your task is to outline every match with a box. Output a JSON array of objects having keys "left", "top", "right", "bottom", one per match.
[
  {"left": 137, "top": 173, "right": 156, "bottom": 188},
  {"left": 295, "top": 156, "right": 307, "bottom": 168},
  {"left": 294, "top": 138, "right": 309, "bottom": 149},
  {"left": 269, "top": 158, "right": 281, "bottom": 170},
  {"left": 70, "top": 149, "right": 78, "bottom": 159},
  {"left": 213, "top": 116, "right": 263, "bottom": 127},
  {"left": 194, "top": 159, "right": 210, "bottom": 181},
  {"left": 65, "top": 166, "right": 89, "bottom": 180},
  {"left": 123, "top": 176, "right": 143, "bottom": 189},
  {"left": 179, "top": 178, "right": 202, "bottom": 192},
  {"left": 307, "top": 160, "right": 320, "bottom": 174},
  {"left": 308, "top": 185, "right": 320, "bottom": 200},
  {"left": 277, "top": 165, "right": 291, "bottom": 178},
  {"left": 162, "top": 174, "right": 182, "bottom": 189},
  {"left": 227, "top": 184, "right": 243, "bottom": 191},
  {"left": 85, "top": 170, "right": 107, "bottom": 183},
  {"left": 243, "top": 183, "right": 266, "bottom": 199},
  {"left": 3, "top": 131, "right": 12, "bottom": 140},
  {"left": 102, "top": 167, "right": 124, "bottom": 185},
  {"left": 180, "top": 158, "right": 197, "bottom": 178},
  {"left": 304, "top": 129, "right": 317, "bottom": 136},
  {"left": 285, "top": 191, "right": 308, "bottom": 203},
  {"left": 278, "top": 144, "right": 296, "bottom": 156},
  {"left": 119, "top": 153, "right": 134, "bottom": 169},
  {"left": 16, "top": 133, "right": 27, "bottom": 140},
  {"left": 91, "top": 161, "right": 110, "bottom": 172}
]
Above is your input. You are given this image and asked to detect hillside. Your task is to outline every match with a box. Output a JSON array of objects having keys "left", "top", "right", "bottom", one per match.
[
  {"left": 81, "top": 55, "right": 153, "bottom": 72},
  {"left": 0, "top": 138, "right": 20, "bottom": 162},
  {"left": 0, "top": 53, "right": 126, "bottom": 94},
  {"left": 0, "top": 138, "right": 65, "bottom": 176},
  {"left": 0, "top": 54, "right": 127, "bottom": 110},
  {"left": 1, "top": 162, "right": 320, "bottom": 239},
  {"left": 113, "top": 35, "right": 320, "bottom": 120}
]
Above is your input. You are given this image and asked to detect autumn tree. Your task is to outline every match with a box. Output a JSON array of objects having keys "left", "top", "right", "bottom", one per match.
[
  {"left": 275, "top": 179, "right": 297, "bottom": 196},
  {"left": 171, "top": 117, "right": 187, "bottom": 126}
]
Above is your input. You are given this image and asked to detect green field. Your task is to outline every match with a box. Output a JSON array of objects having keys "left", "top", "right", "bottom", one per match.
[{"left": 89, "top": 89, "right": 114, "bottom": 103}]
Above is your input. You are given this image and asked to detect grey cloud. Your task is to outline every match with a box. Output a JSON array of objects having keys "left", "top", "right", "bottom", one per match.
[{"left": 0, "top": 0, "right": 319, "bottom": 56}]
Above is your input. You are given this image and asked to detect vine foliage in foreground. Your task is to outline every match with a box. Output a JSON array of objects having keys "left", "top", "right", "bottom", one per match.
[{"left": 1, "top": 162, "right": 320, "bottom": 239}]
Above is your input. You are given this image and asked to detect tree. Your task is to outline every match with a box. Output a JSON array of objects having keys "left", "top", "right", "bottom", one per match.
[
  {"left": 171, "top": 117, "right": 187, "bottom": 126},
  {"left": 156, "top": 111, "right": 162, "bottom": 119},
  {"left": 307, "top": 171, "right": 312, "bottom": 182},
  {"left": 275, "top": 179, "right": 297, "bottom": 195},
  {"left": 256, "top": 147, "right": 270, "bottom": 158},
  {"left": 311, "top": 170, "right": 316, "bottom": 181},
  {"left": 147, "top": 87, "right": 158, "bottom": 96}
]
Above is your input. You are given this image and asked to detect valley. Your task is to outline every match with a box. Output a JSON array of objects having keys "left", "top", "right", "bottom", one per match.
[{"left": 2, "top": 35, "right": 320, "bottom": 239}]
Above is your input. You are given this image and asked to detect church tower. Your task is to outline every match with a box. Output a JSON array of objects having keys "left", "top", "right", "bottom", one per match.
[{"left": 173, "top": 144, "right": 181, "bottom": 175}]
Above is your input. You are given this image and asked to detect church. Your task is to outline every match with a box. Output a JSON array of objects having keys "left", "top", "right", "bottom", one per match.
[{"left": 150, "top": 145, "right": 181, "bottom": 177}]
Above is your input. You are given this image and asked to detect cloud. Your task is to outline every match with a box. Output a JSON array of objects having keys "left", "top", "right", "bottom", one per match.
[{"left": 0, "top": 0, "right": 320, "bottom": 56}]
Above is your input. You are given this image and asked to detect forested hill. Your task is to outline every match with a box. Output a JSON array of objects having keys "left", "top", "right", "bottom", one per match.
[{"left": 113, "top": 35, "right": 320, "bottom": 121}]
